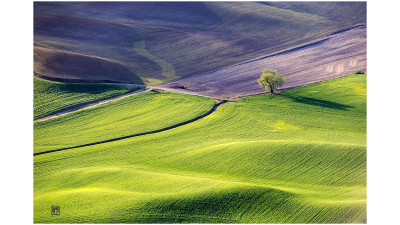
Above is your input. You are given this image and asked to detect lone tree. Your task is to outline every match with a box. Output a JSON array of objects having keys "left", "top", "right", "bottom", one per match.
[{"left": 257, "top": 69, "right": 286, "bottom": 94}]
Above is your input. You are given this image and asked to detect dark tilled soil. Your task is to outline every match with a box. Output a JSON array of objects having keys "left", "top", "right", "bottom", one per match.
[{"left": 155, "top": 25, "right": 366, "bottom": 98}]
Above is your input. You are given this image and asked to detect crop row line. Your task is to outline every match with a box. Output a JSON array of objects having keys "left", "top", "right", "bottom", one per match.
[{"left": 34, "top": 100, "right": 230, "bottom": 156}]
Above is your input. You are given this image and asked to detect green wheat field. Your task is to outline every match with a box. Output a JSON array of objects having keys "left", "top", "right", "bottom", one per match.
[{"left": 34, "top": 74, "right": 366, "bottom": 223}]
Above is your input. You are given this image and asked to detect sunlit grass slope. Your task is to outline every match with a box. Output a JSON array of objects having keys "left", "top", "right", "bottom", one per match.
[
  {"left": 34, "top": 92, "right": 216, "bottom": 154},
  {"left": 33, "top": 78, "right": 134, "bottom": 120},
  {"left": 34, "top": 74, "right": 366, "bottom": 223}
]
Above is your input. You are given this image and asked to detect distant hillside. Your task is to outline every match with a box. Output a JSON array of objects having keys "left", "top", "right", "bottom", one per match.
[{"left": 34, "top": 2, "right": 366, "bottom": 85}]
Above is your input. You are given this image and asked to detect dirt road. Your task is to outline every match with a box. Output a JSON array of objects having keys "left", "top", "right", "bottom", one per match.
[
  {"left": 34, "top": 25, "right": 366, "bottom": 123},
  {"left": 34, "top": 89, "right": 148, "bottom": 123},
  {"left": 155, "top": 24, "right": 366, "bottom": 98}
]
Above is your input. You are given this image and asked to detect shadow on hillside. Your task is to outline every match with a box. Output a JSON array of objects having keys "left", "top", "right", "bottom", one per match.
[
  {"left": 55, "top": 83, "right": 128, "bottom": 94},
  {"left": 279, "top": 94, "right": 354, "bottom": 111}
]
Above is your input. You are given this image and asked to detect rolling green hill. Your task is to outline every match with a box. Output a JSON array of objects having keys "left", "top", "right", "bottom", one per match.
[
  {"left": 34, "top": 91, "right": 216, "bottom": 153},
  {"left": 34, "top": 2, "right": 366, "bottom": 85},
  {"left": 34, "top": 74, "right": 366, "bottom": 223},
  {"left": 33, "top": 78, "right": 135, "bottom": 120}
]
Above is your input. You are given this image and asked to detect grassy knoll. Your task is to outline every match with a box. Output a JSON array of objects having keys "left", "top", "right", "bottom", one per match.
[
  {"left": 34, "top": 2, "right": 366, "bottom": 84},
  {"left": 33, "top": 78, "right": 136, "bottom": 120},
  {"left": 34, "top": 91, "right": 216, "bottom": 154},
  {"left": 34, "top": 74, "right": 366, "bottom": 223}
]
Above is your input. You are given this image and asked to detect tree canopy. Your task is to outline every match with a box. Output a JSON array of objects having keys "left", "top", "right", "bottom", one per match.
[{"left": 257, "top": 69, "right": 286, "bottom": 94}]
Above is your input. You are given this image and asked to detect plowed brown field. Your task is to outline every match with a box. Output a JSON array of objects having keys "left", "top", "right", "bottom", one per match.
[{"left": 155, "top": 25, "right": 366, "bottom": 98}]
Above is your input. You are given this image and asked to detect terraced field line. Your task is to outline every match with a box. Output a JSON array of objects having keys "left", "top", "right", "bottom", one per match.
[
  {"left": 34, "top": 88, "right": 149, "bottom": 124},
  {"left": 34, "top": 101, "right": 232, "bottom": 156}
]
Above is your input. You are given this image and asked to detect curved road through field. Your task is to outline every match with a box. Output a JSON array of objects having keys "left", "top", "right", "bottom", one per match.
[
  {"left": 35, "top": 25, "right": 366, "bottom": 122},
  {"left": 155, "top": 24, "right": 366, "bottom": 98},
  {"left": 34, "top": 88, "right": 148, "bottom": 124},
  {"left": 34, "top": 24, "right": 366, "bottom": 154}
]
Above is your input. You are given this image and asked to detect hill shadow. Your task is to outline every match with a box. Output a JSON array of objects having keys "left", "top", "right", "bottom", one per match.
[
  {"left": 279, "top": 93, "right": 354, "bottom": 111},
  {"left": 34, "top": 46, "right": 145, "bottom": 85},
  {"left": 55, "top": 83, "right": 129, "bottom": 95}
]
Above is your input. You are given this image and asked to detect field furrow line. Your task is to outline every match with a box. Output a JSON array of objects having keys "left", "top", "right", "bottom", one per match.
[{"left": 34, "top": 100, "right": 232, "bottom": 156}]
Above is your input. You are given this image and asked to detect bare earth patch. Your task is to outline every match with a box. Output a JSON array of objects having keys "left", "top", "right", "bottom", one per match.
[{"left": 154, "top": 25, "right": 366, "bottom": 99}]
